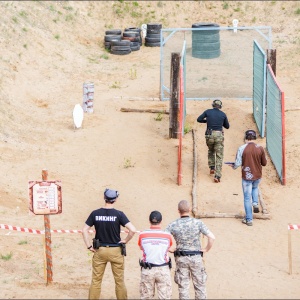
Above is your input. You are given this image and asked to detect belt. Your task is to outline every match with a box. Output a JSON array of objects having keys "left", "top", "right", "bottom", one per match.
[
  {"left": 99, "top": 244, "right": 121, "bottom": 248},
  {"left": 148, "top": 262, "right": 169, "bottom": 268},
  {"left": 212, "top": 130, "right": 223, "bottom": 132},
  {"left": 175, "top": 250, "right": 203, "bottom": 257}
]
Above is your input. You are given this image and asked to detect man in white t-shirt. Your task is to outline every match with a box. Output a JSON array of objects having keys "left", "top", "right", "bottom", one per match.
[{"left": 138, "top": 211, "right": 173, "bottom": 299}]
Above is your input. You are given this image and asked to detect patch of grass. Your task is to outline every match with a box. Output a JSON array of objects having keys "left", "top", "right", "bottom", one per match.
[
  {"left": 184, "top": 123, "right": 192, "bottom": 134},
  {"left": 12, "top": 16, "right": 18, "bottom": 23},
  {"left": 222, "top": 2, "right": 229, "bottom": 9},
  {"left": 18, "top": 240, "right": 28, "bottom": 245},
  {"left": 233, "top": 7, "right": 241, "bottom": 12},
  {"left": 22, "top": 27, "right": 28, "bottom": 32},
  {"left": 131, "top": 11, "right": 142, "bottom": 18},
  {"left": 100, "top": 53, "right": 109, "bottom": 60},
  {"left": 88, "top": 56, "right": 100, "bottom": 64},
  {"left": 63, "top": 6, "right": 73, "bottom": 11},
  {"left": 23, "top": 44, "right": 27, "bottom": 49},
  {"left": 129, "top": 68, "right": 137, "bottom": 80},
  {"left": 157, "top": 1, "right": 163, "bottom": 8},
  {"left": 295, "top": 8, "right": 300, "bottom": 15},
  {"left": 154, "top": 112, "right": 163, "bottom": 121},
  {"left": 199, "top": 77, "right": 208, "bottom": 82},
  {"left": 65, "top": 14, "right": 73, "bottom": 22},
  {"left": 110, "top": 81, "right": 121, "bottom": 89},
  {"left": 19, "top": 10, "right": 28, "bottom": 18},
  {"left": 132, "top": 1, "right": 139, "bottom": 7},
  {"left": 54, "top": 34, "right": 60, "bottom": 40},
  {"left": 123, "top": 158, "right": 135, "bottom": 168},
  {"left": 49, "top": 4, "right": 55, "bottom": 12},
  {"left": 1, "top": 252, "right": 13, "bottom": 261},
  {"left": 251, "top": 16, "right": 257, "bottom": 23},
  {"left": 115, "top": 8, "right": 123, "bottom": 17}
]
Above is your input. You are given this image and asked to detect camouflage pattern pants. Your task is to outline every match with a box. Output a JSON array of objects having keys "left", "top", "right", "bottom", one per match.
[
  {"left": 174, "top": 255, "right": 207, "bottom": 299},
  {"left": 205, "top": 131, "right": 224, "bottom": 178},
  {"left": 140, "top": 265, "right": 172, "bottom": 299}
]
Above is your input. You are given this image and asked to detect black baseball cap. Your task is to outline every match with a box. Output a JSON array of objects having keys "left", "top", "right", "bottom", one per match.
[{"left": 149, "top": 211, "right": 162, "bottom": 224}]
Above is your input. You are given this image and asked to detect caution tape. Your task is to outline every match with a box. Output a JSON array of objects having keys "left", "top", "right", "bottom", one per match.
[
  {"left": 0, "top": 224, "right": 140, "bottom": 234},
  {"left": 288, "top": 224, "right": 300, "bottom": 230}
]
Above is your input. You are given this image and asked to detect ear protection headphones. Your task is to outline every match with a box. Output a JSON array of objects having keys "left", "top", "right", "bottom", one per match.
[
  {"left": 212, "top": 99, "right": 222, "bottom": 109},
  {"left": 245, "top": 130, "right": 257, "bottom": 140}
]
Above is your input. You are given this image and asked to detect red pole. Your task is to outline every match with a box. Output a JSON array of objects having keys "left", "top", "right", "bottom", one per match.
[{"left": 42, "top": 169, "right": 53, "bottom": 284}]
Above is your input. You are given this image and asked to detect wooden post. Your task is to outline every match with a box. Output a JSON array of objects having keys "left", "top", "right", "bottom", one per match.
[
  {"left": 258, "top": 188, "right": 268, "bottom": 214},
  {"left": 192, "top": 129, "right": 198, "bottom": 215},
  {"left": 42, "top": 169, "right": 53, "bottom": 284},
  {"left": 288, "top": 228, "right": 292, "bottom": 275},
  {"left": 267, "top": 49, "right": 276, "bottom": 76},
  {"left": 169, "top": 52, "right": 180, "bottom": 139}
]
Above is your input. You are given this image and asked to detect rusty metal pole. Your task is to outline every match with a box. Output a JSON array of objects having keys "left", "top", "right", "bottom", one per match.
[
  {"left": 267, "top": 49, "right": 276, "bottom": 76},
  {"left": 42, "top": 169, "right": 53, "bottom": 284}
]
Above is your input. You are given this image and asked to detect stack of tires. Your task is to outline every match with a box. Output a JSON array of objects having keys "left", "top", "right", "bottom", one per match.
[
  {"left": 110, "top": 40, "right": 132, "bottom": 56},
  {"left": 145, "top": 23, "right": 162, "bottom": 47},
  {"left": 191, "top": 23, "right": 220, "bottom": 59},
  {"left": 103, "top": 27, "right": 142, "bottom": 55},
  {"left": 123, "top": 28, "right": 141, "bottom": 52},
  {"left": 104, "top": 29, "right": 122, "bottom": 50}
]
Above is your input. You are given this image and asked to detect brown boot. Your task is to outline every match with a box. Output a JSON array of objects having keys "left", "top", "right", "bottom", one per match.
[{"left": 214, "top": 176, "right": 220, "bottom": 183}]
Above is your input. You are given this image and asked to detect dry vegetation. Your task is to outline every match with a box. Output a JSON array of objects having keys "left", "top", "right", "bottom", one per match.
[{"left": 0, "top": 1, "right": 300, "bottom": 299}]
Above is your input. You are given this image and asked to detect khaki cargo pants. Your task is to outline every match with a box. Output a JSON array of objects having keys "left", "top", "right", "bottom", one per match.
[{"left": 89, "top": 246, "right": 127, "bottom": 300}]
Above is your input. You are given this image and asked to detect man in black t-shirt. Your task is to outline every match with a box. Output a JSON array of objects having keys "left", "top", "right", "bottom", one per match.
[
  {"left": 197, "top": 99, "right": 230, "bottom": 183},
  {"left": 82, "top": 188, "right": 136, "bottom": 300}
]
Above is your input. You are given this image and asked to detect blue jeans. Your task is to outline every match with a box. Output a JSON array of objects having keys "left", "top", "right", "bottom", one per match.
[{"left": 242, "top": 178, "right": 261, "bottom": 221}]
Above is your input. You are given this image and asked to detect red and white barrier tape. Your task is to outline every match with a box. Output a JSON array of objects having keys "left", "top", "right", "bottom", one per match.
[
  {"left": 288, "top": 224, "right": 300, "bottom": 230},
  {"left": 0, "top": 224, "right": 140, "bottom": 234}
]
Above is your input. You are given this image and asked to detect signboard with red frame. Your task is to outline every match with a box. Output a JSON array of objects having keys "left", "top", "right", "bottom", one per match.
[{"left": 28, "top": 180, "right": 62, "bottom": 215}]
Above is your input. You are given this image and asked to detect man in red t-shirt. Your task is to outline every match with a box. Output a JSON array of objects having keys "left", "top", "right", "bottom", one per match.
[
  {"left": 230, "top": 130, "right": 267, "bottom": 226},
  {"left": 138, "top": 211, "right": 173, "bottom": 299}
]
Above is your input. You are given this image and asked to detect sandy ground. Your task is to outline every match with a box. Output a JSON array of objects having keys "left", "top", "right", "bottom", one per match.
[{"left": 0, "top": 1, "right": 300, "bottom": 299}]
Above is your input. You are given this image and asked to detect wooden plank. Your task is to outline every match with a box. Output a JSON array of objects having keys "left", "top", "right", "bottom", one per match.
[
  {"left": 169, "top": 52, "right": 180, "bottom": 139},
  {"left": 194, "top": 212, "right": 271, "bottom": 220},
  {"left": 120, "top": 108, "right": 169, "bottom": 114}
]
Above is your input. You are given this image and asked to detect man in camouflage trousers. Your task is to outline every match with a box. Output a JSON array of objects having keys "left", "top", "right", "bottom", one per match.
[
  {"left": 197, "top": 99, "right": 230, "bottom": 183},
  {"left": 166, "top": 200, "right": 215, "bottom": 299},
  {"left": 138, "top": 211, "right": 173, "bottom": 299}
]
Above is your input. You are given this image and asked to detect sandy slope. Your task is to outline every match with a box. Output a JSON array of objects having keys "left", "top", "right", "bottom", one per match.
[{"left": 0, "top": 1, "right": 300, "bottom": 299}]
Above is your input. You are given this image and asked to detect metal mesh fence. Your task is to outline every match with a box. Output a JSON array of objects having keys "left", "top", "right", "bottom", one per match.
[
  {"left": 253, "top": 40, "right": 267, "bottom": 137},
  {"left": 266, "top": 65, "right": 286, "bottom": 185},
  {"left": 160, "top": 26, "right": 271, "bottom": 101}
]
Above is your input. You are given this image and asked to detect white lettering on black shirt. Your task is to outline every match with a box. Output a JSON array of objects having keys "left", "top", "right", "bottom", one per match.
[{"left": 95, "top": 216, "right": 117, "bottom": 221}]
